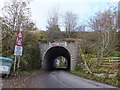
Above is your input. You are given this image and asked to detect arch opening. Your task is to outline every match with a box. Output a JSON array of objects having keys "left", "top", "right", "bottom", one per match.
[
  {"left": 54, "top": 56, "right": 68, "bottom": 69},
  {"left": 43, "top": 46, "right": 71, "bottom": 71}
]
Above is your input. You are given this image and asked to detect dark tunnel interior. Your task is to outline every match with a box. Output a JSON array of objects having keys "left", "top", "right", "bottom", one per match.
[{"left": 44, "top": 46, "right": 71, "bottom": 71}]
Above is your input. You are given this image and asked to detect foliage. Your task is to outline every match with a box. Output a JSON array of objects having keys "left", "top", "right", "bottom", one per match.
[
  {"left": 2, "top": 32, "right": 16, "bottom": 57},
  {"left": 20, "top": 31, "right": 42, "bottom": 71},
  {"left": 63, "top": 38, "right": 76, "bottom": 43},
  {"left": 46, "top": 26, "right": 63, "bottom": 42},
  {"left": 84, "top": 54, "right": 95, "bottom": 59}
]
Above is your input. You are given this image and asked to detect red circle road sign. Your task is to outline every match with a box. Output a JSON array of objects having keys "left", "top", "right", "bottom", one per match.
[{"left": 15, "top": 32, "right": 23, "bottom": 46}]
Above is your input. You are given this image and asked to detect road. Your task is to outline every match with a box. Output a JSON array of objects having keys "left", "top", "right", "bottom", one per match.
[
  {"left": 2, "top": 71, "right": 119, "bottom": 89},
  {"left": 41, "top": 71, "right": 118, "bottom": 88}
]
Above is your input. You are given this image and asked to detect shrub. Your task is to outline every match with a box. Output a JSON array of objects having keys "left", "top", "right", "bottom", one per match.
[
  {"left": 20, "top": 31, "right": 42, "bottom": 71},
  {"left": 84, "top": 54, "right": 95, "bottom": 59},
  {"left": 63, "top": 38, "right": 76, "bottom": 43}
]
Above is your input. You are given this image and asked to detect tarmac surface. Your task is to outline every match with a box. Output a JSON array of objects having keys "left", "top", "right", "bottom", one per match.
[{"left": 1, "top": 70, "right": 119, "bottom": 89}]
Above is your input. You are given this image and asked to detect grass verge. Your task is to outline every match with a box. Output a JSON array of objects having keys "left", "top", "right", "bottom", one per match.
[{"left": 70, "top": 70, "right": 119, "bottom": 87}]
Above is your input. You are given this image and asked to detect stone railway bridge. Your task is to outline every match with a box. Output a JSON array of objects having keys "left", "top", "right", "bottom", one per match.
[{"left": 39, "top": 41, "right": 80, "bottom": 71}]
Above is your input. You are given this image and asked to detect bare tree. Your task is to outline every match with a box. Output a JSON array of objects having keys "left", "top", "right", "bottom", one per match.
[
  {"left": 117, "top": 1, "right": 120, "bottom": 31},
  {"left": 46, "top": 8, "right": 63, "bottom": 42},
  {"left": 2, "top": 0, "right": 31, "bottom": 32},
  {"left": 63, "top": 11, "right": 78, "bottom": 38},
  {"left": 47, "top": 8, "right": 59, "bottom": 29},
  {"left": 89, "top": 6, "right": 117, "bottom": 65}
]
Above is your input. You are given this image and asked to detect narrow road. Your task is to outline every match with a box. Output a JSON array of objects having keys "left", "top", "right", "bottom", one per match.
[
  {"left": 41, "top": 71, "right": 118, "bottom": 88},
  {"left": 2, "top": 71, "right": 119, "bottom": 89}
]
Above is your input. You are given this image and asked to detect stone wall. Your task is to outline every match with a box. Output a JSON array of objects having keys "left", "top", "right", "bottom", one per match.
[{"left": 39, "top": 41, "right": 79, "bottom": 70}]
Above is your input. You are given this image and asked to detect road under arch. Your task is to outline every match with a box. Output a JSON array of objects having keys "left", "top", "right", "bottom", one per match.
[{"left": 43, "top": 46, "right": 71, "bottom": 71}]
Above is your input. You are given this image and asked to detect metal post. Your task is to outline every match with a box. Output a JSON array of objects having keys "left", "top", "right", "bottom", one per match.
[
  {"left": 17, "top": 55, "right": 20, "bottom": 68},
  {"left": 13, "top": 56, "right": 16, "bottom": 71}
]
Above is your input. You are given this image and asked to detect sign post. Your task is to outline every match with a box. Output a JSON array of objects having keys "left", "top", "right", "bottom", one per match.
[
  {"left": 13, "top": 56, "right": 16, "bottom": 71},
  {"left": 14, "top": 31, "right": 23, "bottom": 71},
  {"left": 17, "top": 55, "right": 20, "bottom": 68}
]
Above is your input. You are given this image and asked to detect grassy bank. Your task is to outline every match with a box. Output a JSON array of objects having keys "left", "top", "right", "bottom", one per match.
[{"left": 70, "top": 70, "right": 119, "bottom": 87}]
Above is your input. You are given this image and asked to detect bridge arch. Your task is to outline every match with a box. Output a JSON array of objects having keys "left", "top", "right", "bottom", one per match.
[{"left": 43, "top": 46, "right": 71, "bottom": 71}]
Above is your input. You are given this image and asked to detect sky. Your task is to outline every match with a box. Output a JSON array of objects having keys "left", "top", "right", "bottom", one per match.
[{"left": 0, "top": 0, "right": 119, "bottom": 30}]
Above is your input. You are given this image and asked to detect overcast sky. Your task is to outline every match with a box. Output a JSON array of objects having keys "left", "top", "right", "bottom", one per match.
[{"left": 0, "top": 0, "right": 119, "bottom": 30}]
